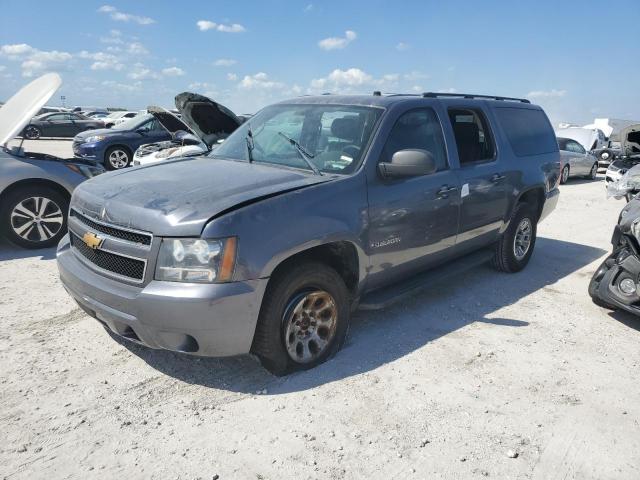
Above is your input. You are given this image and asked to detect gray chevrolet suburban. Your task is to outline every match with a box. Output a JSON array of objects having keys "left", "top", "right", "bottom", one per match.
[{"left": 57, "top": 92, "right": 561, "bottom": 375}]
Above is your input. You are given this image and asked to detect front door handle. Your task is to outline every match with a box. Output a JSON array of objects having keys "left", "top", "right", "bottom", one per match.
[
  {"left": 436, "top": 185, "right": 458, "bottom": 199},
  {"left": 491, "top": 173, "right": 506, "bottom": 183}
]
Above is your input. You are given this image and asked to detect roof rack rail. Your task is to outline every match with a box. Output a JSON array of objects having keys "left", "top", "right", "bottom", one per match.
[{"left": 422, "top": 92, "right": 530, "bottom": 104}]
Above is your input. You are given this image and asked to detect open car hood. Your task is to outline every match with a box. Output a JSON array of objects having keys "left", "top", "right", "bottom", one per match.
[
  {"left": 174, "top": 92, "right": 242, "bottom": 149},
  {"left": 147, "top": 106, "right": 193, "bottom": 134},
  {"left": 0, "top": 73, "right": 61, "bottom": 145},
  {"left": 620, "top": 124, "right": 640, "bottom": 156}
]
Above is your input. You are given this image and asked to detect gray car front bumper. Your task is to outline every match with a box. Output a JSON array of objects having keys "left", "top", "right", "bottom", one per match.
[{"left": 56, "top": 234, "right": 268, "bottom": 357}]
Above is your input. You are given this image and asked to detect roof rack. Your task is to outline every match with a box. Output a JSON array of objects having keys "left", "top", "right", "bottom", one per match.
[{"left": 422, "top": 92, "right": 530, "bottom": 104}]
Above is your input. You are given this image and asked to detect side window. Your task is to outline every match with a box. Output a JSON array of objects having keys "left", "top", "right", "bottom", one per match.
[
  {"left": 494, "top": 107, "right": 558, "bottom": 157},
  {"left": 381, "top": 108, "right": 448, "bottom": 172},
  {"left": 448, "top": 108, "right": 495, "bottom": 165},
  {"left": 47, "top": 114, "right": 65, "bottom": 121},
  {"left": 569, "top": 141, "right": 586, "bottom": 154},
  {"left": 139, "top": 119, "right": 161, "bottom": 132}
]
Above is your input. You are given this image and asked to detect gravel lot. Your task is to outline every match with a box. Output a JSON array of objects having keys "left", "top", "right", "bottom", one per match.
[{"left": 1, "top": 140, "right": 639, "bottom": 479}]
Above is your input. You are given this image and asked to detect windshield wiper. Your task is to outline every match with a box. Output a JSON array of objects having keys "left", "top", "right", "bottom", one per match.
[
  {"left": 245, "top": 124, "right": 255, "bottom": 163},
  {"left": 278, "top": 131, "right": 322, "bottom": 176}
]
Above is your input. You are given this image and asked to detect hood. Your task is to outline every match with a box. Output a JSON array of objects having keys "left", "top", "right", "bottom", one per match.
[
  {"left": 0, "top": 73, "right": 61, "bottom": 145},
  {"left": 620, "top": 124, "right": 640, "bottom": 156},
  {"left": 147, "top": 106, "right": 194, "bottom": 135},
  {"left": 72, "top": 157, "right": 332, "bottom": 236},
  {"left": 174, "top": 92, "right": 242, "bottom": 149}
]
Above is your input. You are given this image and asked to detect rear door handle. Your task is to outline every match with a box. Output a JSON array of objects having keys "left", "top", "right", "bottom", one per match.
[
  {"left": 436, "top": 185, "right": 458, "bottom": 198},
  {"left": 491, "top": 173, "right": 506, "bottom": 183}
]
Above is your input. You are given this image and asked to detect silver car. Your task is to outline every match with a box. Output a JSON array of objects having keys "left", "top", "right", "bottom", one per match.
[
  {"left": 0, "top": 74, "right": 102, "bottom": 249},
  {"left": 557, "top": 137, "right": 599, "bottom": 183}
]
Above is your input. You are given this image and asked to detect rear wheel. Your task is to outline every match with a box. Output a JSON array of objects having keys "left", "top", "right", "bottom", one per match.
[
  {"left": 104, "top": 146, "right": 131, "bottom": 170},
  {"left": 492, "top": 202, "right": 537, "bottom": 273},
  {"left": 588, "top": 162, "right": 598, "bottom": 180},
  {"left": 1, "top": 186, "right": 68, "bottom": 249},
  {"left": 251, "top": 262, "right": 350, "bottom": 376},
  {"left": 23, "top": 126, "right": 41, "bottom": 140},
  {"left": 560, "top": 165, "right": 570, "bottom": 184}
]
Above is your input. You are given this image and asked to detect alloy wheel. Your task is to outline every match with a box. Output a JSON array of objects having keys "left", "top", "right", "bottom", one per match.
[
  {"left": 513, "top": 218, "right": 533, "bottom": 261},
  {"left": 10, "top": 196, "right": 63, "bottom": 243},
  {"left": 590, "top": 163, "right": 598, "bottom": 179},
  {"left": 24, "top": 126, "right": 40, "bottom": 140},
  {"left": 562, "top": 166, "right": 569, "bottom": 183},
  {"left": 284, "top": 290, "right": 338, "bottom": 364},
  {"left": 108, "top": 149, "right": 129, "bottom": 169}
]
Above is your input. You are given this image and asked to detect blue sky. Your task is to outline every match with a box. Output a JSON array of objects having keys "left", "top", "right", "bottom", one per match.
[{"left": 0, "top": 0, "right": 638, "bottom": 125}]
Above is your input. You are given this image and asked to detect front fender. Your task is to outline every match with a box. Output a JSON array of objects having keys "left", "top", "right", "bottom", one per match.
[{"left": 201, "top": 174, "right": 369, "bottom": 284}]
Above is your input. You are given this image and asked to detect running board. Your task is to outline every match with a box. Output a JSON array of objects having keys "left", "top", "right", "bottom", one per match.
[{"left": 358, "top": 248, "right": 495, "bottom": 310}]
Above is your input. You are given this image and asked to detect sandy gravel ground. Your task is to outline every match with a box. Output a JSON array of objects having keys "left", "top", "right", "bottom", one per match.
[{"left": 1, "top": 144, "right": 639, "bottom": 479}]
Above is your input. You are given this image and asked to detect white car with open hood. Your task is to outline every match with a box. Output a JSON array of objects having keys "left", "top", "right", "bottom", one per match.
[{"left": 133, "top": 93, "right": 242, "bottom": 166}]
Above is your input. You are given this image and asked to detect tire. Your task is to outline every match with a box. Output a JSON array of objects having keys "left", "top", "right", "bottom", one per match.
[
  {"left": 251, "top": 262, "right": 351, "bottom": 376},
  {"left": 1, "top": 186, "right": 69, "bottom": 249},
  {"left": 560, "top": 165, "right": 570, "bottom": 184},
  {"left": 492, "top": 202, "right": 537, "bottom": 273},
  {"left": 588, "top": 162, "right": 598, "bottom": 180},
  {"left": 104, "top": 146, "right": 131, "bottom": 170},
  {"left": 599, "top": 150, "right": 613, "bottom": 162},
  {"left": 23, "top": 125, "right": 41, "bottom": 140}
]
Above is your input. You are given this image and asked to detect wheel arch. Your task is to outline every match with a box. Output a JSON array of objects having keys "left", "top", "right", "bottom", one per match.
[
  {"left": 265, "top": 240, "right": 362, "bottom": 299},
  {"left": 0, "top": 178, "right": 72, "bottom": 209},
  {"left": 514, "top": 186, "right": 546, "bottom": 221}
]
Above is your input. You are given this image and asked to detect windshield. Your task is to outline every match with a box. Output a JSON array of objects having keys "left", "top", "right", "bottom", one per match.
[
  {"left": 112, "top": 113, "right": 150, "bottom": 130},
  {"left": 211, "top": 104, "right": 383, "bottom": 174}
]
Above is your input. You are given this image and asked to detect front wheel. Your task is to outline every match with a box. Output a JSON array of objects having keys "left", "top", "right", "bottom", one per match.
[
  {"left": 104, "top": 146, "right": 131, "bottom": 170},
  {"left": 23, "top": 125, "right": 41, "bottom": 140},
  {"left": 560, "top": 165, "right": 570, "bottom": 184},
  {"left": 251, "top": 262, "right": 350, "bottom": 376},
  {"left": 492, "top": 202, "right": 537, "bottom": 273},
  {"left": 588, "top": 162, "right": 598, "bottom": 180},
  {"left": 1, "top": 186, "right": 68, "bottom": 249}
]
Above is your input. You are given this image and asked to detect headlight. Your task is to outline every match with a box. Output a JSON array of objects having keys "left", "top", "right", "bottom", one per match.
[
  {"left": 85, "top": 135, "right": 106, "bottom": 143},
  {"left": 155, "top": 237, "right": 237, "bottom": 283},
  {"left": 156, "top": 147, "right": 180, "bottom": 159},
  {"left": 64, "top": 163, "right": 104, "bottom": 178}
]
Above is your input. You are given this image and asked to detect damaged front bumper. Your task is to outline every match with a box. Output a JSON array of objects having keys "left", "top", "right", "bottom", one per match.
[{"left": 589, "top": 227, "right": 640, "bottom": 315}]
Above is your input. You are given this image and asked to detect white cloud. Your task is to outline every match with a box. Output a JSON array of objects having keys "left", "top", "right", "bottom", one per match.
[
  {"left": 0, "top": 44, "right": 34, "bottom": 57},
  {"left": 197, "top": 20, "right": 246, "bottom": 33},
  {"left": 162, "top": 66, "right": 185, "bottom": 77},
  {"left": 318, "top": 30, "right": 357, "bottom": 50},
  {"left": 188, "top": 81, "right": 217, "bottom": 97},
  {"left": 100, "top": 29, "right": 124, "bottom": 45},
  {"left": 127, "top": 42, "right": 149, "bottom": 55},
  {"left": 239, "top": 72, "right": 284, "bottom": 90},
  {"left": 396, "top": 42, "right": 410, "bottom": 51},
  {"left": 214, "top": 58, "right": 237, "bottom": 67},
  {"left": 101, "top": 79, "right": 142, "bottom": 92},
  {"left": 22, "top": 50, "right": 73, "bottom": 77},
  {"left": 309, "top": 68, "right": 404, "bottom": 94},
  {"left": 78, "top": 50, "right": 124, "bottom": 71},
  {"left": 527, "top": 89, "right": 567, "bottom": 99},
  {"left": 403, "top": 71, "right": 430, "bottom": 81},
  {"left": 128, "top": 64, "right": 160, "bottom": 80},
  {"left": 98, "top": 5, "right": 155, "bottom": 25},
  {"left": 227, "top": 73, "right": 238, "bottom": 81},
  {"left": 304, "top": 4, "right": 314, "bottom": 12}
]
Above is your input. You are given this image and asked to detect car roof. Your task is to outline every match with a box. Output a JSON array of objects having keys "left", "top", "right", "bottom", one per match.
[{"left": 277, "top": 92, "right": 537, "bottom": 109}]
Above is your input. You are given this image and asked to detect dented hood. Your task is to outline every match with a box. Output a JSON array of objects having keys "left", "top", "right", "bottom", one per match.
[
  {"left": 71, "top": 157, "right": 331, "bottom": 236},
  {"left": 174, "top": 92, "right": 242, "bottom": 149}
]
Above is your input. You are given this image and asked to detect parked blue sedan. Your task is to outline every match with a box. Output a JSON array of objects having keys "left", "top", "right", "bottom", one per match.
[{"left": 72, "top": 113, "right": 188, "bottom": 170}]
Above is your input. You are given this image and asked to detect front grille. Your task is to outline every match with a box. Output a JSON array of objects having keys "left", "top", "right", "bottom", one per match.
[
  {"left": 70, "top": 233, "right": 145, "bottom": 282},
  {"left": 71, "top": 209, "right": 152, "bottom": 246}
]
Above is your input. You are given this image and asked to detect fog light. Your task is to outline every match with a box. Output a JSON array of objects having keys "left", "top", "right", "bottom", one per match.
[{"left": 619, "top": 278, "right": 636, "bottom": 295}]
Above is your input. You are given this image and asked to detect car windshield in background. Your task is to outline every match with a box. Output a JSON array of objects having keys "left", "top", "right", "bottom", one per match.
[
  {"left": 211, "top": 104, "right": 383, "bottom": 175},
  {"left": 112, "top": 114, "right": 151, "bottom": 131}
]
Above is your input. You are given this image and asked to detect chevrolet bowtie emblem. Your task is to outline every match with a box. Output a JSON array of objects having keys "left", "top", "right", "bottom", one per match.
[{"left": 82, "top": 232, "right": 104, "bottom": 249}]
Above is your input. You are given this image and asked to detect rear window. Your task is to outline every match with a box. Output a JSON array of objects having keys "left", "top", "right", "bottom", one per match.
[{"left": 494, "top": 107, "right": 558, "bottom": 157}]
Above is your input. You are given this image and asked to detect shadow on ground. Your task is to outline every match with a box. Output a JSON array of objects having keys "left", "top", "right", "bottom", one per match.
[
  {"left": 112, "top": 237, "right": 606, "bottom": 393},
  {"left": 0, "top": 240, "right": 56, "bottom": 261},
  {"left": 608, "top": 310, "right": 640, "bottom": 333}
]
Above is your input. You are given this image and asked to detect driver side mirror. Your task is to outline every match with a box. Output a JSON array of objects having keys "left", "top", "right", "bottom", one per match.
[{"left": 378, "top": 149, "right": 437, "bottom": 179}]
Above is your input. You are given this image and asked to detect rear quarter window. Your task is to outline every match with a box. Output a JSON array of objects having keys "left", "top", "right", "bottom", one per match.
[{"left": 494, "top": 107, "right": 558, "bottom": 157}]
